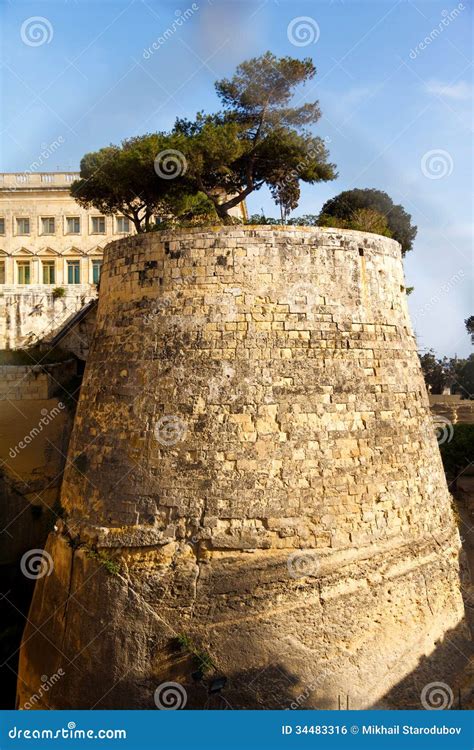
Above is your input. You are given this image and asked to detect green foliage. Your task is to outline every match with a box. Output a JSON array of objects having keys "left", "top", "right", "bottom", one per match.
[
  {"left": 440, "top": 424, "right": 474, "bottom": 477},
  {"left": 245, "top": 213, "right": 320, "bottom": 227},
  {"left": 87, "top": 549, "right": 121, "bottom": 576},
  {"left": 195, "top": 651, "right": 215, "bottom": 674},
  {"left": 318, "top": 188, "right": 416, "bottom": 254},
  {"left": 179, "top": 53, "right": 336, "bottom": 221},
  {"left": 465, "top": 316, "right": 474, "bottom": 345},
  {"left": 286, "top": 214, "right": 319, "bottom": 226},
  {"left": 246, "top": 213, "right": 281, "bottom": 225},
  {"left": 71, "top": 132, "right": 192, "bottom": 233},
  {"left": 150, "top": 192, "right": 218, "bottom": 230},
  {"left": 52, "top": 287, "right": 66, "bottom": 300},
  {"left": 419, "top": 350, "right": 474, "bottom": 398},
  {"left": 453, "top": 354, "right": 474, "bottom": 398},
  {"left": 72, "top": 53, "right": 336, "bottom": 229},
  {"left": 175, "top": 633, "right": 193, "bottom": 651},
  {"left": 318, "top": 207, "right": 392, "bottom": 238},
  {"left": 174, "top": 633, "right": 216, "bottom": 675},
  {"left": 419, "top": 350, "right": 450, "bottom": 394},
  {"left": 271, "top": 179, "right": 300, "bottom": 223}
]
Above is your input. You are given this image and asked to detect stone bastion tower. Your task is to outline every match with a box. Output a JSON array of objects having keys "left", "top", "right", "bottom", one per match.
[{"left": 18, "top": 226, "right": 465, "bottom": 709}]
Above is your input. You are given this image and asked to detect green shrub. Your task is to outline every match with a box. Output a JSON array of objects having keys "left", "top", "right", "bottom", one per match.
[
  {"left": 86, "top": 549, "right": 121, "bottom": 576},
  {"left": 174, "top": 633, "right": 216, "bottom": 675},
  {"left": 52, "top": 287, "right": 66, "bottom": 300},
  {"left": 439, "top": 424, "right": 474, "bottom": 478}
]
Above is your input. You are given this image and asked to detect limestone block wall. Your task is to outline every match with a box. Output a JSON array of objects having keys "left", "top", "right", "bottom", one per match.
[
  {"left": 0, "top": 285, "right": 97, "bottom": 349},
  {"left": 0, "top": 360, "right": 76, "bottom": 400},
  {"left": 18, "top": 227, "right": 465, "bottom": 710},
  {"left": 429, "top": 394, "right": 474, "bottom": 425}
]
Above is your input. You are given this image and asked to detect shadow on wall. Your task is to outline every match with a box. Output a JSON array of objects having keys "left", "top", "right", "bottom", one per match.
[
  {"left": 376, "top": 493, "right": 474, "bottom": 711},
  {"left": 12, "top": 532, "right": 473, "bottom": 712},
  {"left": 0, "top": 475, "right": 53, "bottom": 709},
  {"left": 92, "top": 617, "right": 474, "bottom": 711},
  {"left": 374, "top": 616, "right": 473, "bottom": 710}
]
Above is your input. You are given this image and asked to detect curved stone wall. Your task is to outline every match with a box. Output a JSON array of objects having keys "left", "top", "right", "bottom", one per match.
[{"left": 18, "top": 226, "right": 465, "bottom": 709}]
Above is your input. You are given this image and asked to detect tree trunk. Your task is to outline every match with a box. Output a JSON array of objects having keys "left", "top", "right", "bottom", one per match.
[{"left": 215, "top": 203, "right": 233, "bottom": 225}]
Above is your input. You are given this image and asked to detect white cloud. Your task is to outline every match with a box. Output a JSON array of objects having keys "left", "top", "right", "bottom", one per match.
[{"left": 424, "top": 80, "right": 472, "bottom": 100}]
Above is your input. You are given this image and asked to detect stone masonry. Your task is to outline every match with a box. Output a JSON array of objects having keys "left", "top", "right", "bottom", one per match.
[
  {"left": 17, "top": 226, "right": 465, "bottom": 709},
  {"left": 0, "top": 360, "right": 76, "bottom": 401}
]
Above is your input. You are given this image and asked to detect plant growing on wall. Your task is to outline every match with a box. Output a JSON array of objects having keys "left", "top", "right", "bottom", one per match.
[
  {"left": 318, "top": 207, "right": 393, "bottom": 238},
  {"left": 317, "top": 188, "right": 417, "bottom": 254}
]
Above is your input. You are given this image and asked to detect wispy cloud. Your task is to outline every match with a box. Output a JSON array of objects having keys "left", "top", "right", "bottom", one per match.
[
  {"left": 424, "top": 80, "right": 472, "bottom": 100},
  {"left": 339, "top": 86, "right": 373, "bottom": 107}
]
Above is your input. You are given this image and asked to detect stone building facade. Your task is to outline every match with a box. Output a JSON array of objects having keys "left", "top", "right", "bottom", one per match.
[
  {"left": 0, "top": 172, "right": 134, "bottom": 285},
  {"left": 0, "top": 172, "right": 134, "bottom": 349},
  {"left": 18, "top": 226, "right": 465, "bottom": 710}
]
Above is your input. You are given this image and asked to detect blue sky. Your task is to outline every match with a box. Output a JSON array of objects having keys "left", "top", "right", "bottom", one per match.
[{"left": 1, "top": 0, "right": 472, "bottom": 357}]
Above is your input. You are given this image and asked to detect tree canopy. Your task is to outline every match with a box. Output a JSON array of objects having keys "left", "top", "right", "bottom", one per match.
[
  {"left": 419, "top": 348, "right": 474, "bottom": 398},
  {"left": 318, "top": 188, "right": 417, "bottom": 254},
  {"left": 71, "top": 52, "right": 337, "bottom": 230},
  {"left": 175, "top": 52, "right": 337, "bottom": 221},
  {"left": 465, "top": 315, "right": 474, "bottom": 345},
  {"left": 71, "top": 133, "right": 210, "bottom": 233},
  {"left": 318, "top": 206, "right": 392, "bottom": 238}
]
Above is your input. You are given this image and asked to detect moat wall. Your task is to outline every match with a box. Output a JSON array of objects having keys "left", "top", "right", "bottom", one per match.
[{"left": 18, "top": 226, "right": 465, "bottom": 709}]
